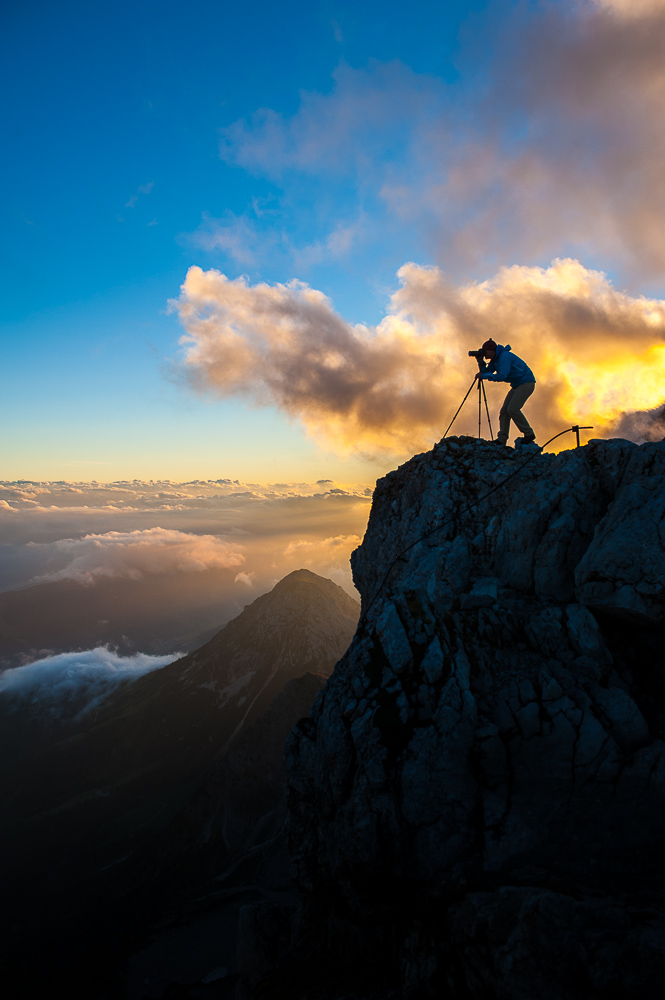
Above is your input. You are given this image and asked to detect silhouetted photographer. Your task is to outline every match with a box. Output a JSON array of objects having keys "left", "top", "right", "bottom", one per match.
[{"left": 472, "top": 339, "right": 536, "bottom": 447}]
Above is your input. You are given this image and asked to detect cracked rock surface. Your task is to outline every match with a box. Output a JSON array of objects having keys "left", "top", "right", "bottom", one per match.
[{"left": 245, "top": 437, "right": 665, "bottom": 999}]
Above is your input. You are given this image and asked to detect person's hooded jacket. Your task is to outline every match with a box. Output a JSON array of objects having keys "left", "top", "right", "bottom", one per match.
[{"left": 480, "top": 344, "right": 535, "bottom": 389}]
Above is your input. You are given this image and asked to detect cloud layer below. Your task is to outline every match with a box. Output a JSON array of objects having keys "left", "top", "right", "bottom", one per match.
[
  {"left": 0, "top": 479, "right": 372, "bottom": 600},
  {"left": 0, "top": 647, "right": 178, "bottom": 720},
  {"left": 35, "top": 528, "right": 245, "bottom": 585}
]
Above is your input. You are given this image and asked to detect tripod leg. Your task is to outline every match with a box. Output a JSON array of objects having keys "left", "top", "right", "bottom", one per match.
[
  {"left": 478, "top": 380, "right": 482, "bottom": 440},
  {"left": 443, "top": 378, "right": 478, "bottom": 438},
  {"left": 482, "top": 380, "right": 494, "bottom": 441}
]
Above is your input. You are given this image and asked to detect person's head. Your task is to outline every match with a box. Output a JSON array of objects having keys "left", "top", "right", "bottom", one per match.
[{"left": 482, "top": 338, "right": 497, "bottom": 360}]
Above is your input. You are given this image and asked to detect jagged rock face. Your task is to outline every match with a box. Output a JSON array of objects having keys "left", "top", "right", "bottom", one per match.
[{"left": 284, "top": 438, "right": 665, "bottom": 997}]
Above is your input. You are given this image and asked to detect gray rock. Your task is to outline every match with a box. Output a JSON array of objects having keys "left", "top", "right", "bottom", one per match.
[
  {"left": 460, "top": 577, "right": 499, "bottom": 609},
  {"left": 271, "top": 439, "right": 665, "bottom": 998},
  {"left": 575, "top": 443, "right": 665, "bottom": 622}
]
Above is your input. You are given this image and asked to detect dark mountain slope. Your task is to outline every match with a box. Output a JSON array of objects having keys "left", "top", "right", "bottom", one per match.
[
  {"left": 0, "top": 570, "right": 358, "bottom": 946},
  {"left": 126, "top": 670, "right": 329, "bottom": 917}
]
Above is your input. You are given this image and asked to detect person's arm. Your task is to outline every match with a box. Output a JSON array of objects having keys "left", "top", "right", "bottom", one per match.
[{"left": 480, "top": 352, "right": 510, "bottom": 381}]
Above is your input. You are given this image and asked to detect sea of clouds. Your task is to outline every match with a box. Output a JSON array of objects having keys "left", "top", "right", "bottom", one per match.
[
  {"left": 0, "top": 478, "right": 371, "bottom": 595},
  {"left": 0, "top": 480, "right": 372, "bottom": 719}
]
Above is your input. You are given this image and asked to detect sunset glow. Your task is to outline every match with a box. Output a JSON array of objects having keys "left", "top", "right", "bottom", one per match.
[
  {"left": 2, "top": 6, "right": 665, "bottom": 988},
  {"left": 174, "top": 258, "right": 665, "bottom": 455},
  {"left": 2, "top": 0, "right": 664, "bottom": 576}
]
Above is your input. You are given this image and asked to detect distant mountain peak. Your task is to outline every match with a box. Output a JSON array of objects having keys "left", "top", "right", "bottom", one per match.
[
  {"left": 176, "top": 569, "right": 360, "bottom": 715},
  {"left": 278, "top": 568, "right": 327, "bottom": 583},
  {"left": 271, "top": 567, "right": 359, "bottom": 598}
]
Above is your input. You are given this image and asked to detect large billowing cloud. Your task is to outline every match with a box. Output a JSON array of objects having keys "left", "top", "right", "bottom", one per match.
[
  {"left": 174, "top": 260, "right": 665, "bottom": 454},
  {"left": 181, "top": 0, "right": 665, "bottom": 455},
  {"left": 173, "top": 265, "right": 445, "bottom": 455},
  {"left": 34, "top": 527, "right": 245, "bottom": 585},
  {"left": 216, "top": 0, "right": 665, "bottom": 283}
]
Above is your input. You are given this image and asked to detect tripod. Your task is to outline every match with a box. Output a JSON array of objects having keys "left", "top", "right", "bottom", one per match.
[{"left": 443, "top": 368, "right": 494, "bottom": 441}]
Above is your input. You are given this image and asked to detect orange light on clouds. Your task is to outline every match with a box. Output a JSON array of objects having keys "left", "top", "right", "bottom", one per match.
[
  {"left": 174, "top": 259, "right": 665, "bottom": 456},
  {"left": 554, "top": 345, "right": 665, "bottom": 428}
]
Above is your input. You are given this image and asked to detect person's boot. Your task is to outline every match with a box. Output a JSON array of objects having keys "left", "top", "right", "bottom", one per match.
[{"left": 515, "top": 433, "right": 539, "bottom": 450}]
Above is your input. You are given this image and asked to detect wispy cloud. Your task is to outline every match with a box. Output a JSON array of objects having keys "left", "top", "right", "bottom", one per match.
[
  {"left": 292, "top": 221, "right": 360, "bottom": 269},
  {"left": 188, "top": 209, "right": 361, "bottom": 271},
  {"left": 594, "top": 0, "right": 665, "bottom": 15},
  {"left": 125, "top": 180, "right": 154, "bottom": 209},
  {"left": 330, "top": 19, "right": 343, "bottom": 43},
  {"left": 220, "top": 60, "right": 441, "bottom": 180},
  {"left": 214, "top": 1, "right": 665, "bottom": 284},
  {"left": 189, "top": 211, "right": 280, "bottom": 266}
]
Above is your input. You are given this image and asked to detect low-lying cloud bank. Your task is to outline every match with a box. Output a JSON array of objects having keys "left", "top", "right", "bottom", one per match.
[
  {"left": 0, "top": 480, "right": 371, "bottom": 598},
  {"left": 33, "top": 528, "right": 245, "bottom": 586},
  {"left": 0, "top": 647, "right": 179, "bottom": 720},
  {"left": 174, "top": 259, "right": 665, "bottom": 455}
]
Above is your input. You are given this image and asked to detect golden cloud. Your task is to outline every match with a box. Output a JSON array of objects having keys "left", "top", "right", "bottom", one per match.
[{"left": 174, "top": 261, "right": 665, "bottom": 455}]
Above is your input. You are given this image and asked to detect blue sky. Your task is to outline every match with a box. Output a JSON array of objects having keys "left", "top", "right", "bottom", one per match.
[
  {"left": 3, "top": 0, "right": 665, "bottom": 480},
  {"left": 1, "top": 0, "right": 473, "bottom": 480}
]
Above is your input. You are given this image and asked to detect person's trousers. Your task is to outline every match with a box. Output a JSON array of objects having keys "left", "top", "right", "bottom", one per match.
[{"left": 497, "top": 382, "right": 535, "bottom": 444}]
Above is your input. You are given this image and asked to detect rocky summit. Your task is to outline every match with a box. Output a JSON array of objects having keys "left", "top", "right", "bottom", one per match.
[{"left": 240, "top": 437, "right": 665, "bottom": 1000}]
